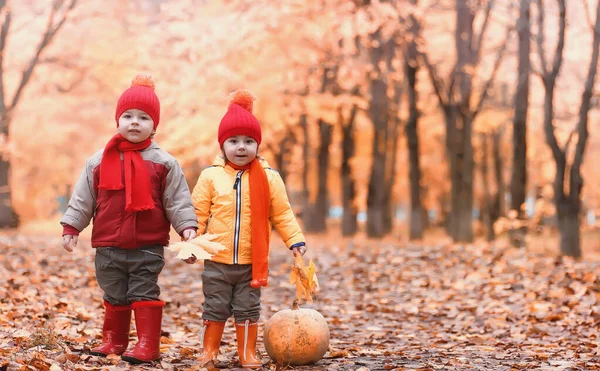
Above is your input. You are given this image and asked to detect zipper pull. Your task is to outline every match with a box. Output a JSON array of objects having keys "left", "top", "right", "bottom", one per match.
[{"left": 233, "top": 171, "right": 243, "bottom": 189}]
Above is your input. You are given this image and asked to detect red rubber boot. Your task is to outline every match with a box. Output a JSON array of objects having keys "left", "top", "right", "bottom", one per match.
[
  {"left": 121, "top": 301, "right": 164, "bottom": 364},
  {"left": 90, "top": 301, "right": 131, "bottom": 356}
]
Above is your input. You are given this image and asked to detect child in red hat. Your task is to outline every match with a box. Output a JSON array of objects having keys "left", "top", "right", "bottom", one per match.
[
  {"left": 189, "top": 89, "right": 307, "bottom": 368},
  {"left": 60, "top": 74, "right": 198, "bottom": 364}
]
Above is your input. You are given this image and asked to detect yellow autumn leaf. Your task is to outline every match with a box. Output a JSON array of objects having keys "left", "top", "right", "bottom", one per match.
[
  {"left": 188, "top": 233, "right": 228, "bottom": 255},
  {"left": 168, "top": 233, "right": 226, "bottom": 260},
  {"left": 289, "top": 254, "right": 319, "bottom": 302}
]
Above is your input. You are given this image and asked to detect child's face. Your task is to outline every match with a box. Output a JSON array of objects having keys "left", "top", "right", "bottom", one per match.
[
  {"left": 117, "top": 109, "right": 155, "bottom": 143},
  {"left": 222, "top": 135, "right": 258, "bottom": 166}
]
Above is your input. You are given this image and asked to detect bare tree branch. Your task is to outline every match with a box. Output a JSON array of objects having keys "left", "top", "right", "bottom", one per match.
[
  {"left": 551, "top": 0, "right": 566, "bottom": 79},
  {"left": 474, "top": 0, "right": 494, "bottom": 65},
  {"left": 539, "top": 0, "right": 567, "bottom": 166},
  {"left": 536, "top": 0, "right": 549, "bottom": 76},
  {"left": 582, "top": 0, "right": 595, "bottom": 32},
  {"left": 563, "top": 127, "right": 577, "bottom": 153},
  {"left": 473, "top": 26, "right": 514, "bottom": 119},
  {"left": 420, "top": 50, "right": 448, "bottom": 107},
  {"left": 9, "top": 0, "right": 78, "bottom": 110},
  {"left": 570, "top": 0, "right": 600, "bottom": 201},
  {"left": 55, "top": 68, "right": 87, "bottom": 93},
  {"left": 531, "top": 64, "right": 543, "bottom": 79},
  {"left": 37, "top": 56, "right": 80, "bottom": 69}
]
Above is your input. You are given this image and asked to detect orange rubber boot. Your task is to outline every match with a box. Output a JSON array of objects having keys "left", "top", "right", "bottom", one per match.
[
  {"left": 235, "top": 320, "right": 262, "bottom": 369},
  {"left": 196, "top": 320, "right": 226, "bottom": 366}
]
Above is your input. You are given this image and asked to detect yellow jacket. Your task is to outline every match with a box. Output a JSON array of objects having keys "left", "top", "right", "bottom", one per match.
[{"left": 191, "top": 156, "right": 305, "bottom": 265}]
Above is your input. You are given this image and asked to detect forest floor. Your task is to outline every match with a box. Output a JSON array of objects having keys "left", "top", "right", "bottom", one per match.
[{"left": 2, "top": 224, "right": 600, "bottom": 370}]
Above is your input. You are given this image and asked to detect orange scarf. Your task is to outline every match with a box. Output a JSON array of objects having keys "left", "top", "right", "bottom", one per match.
[{"left": 229, "top": 158, "right": 271, "bottom": 288}]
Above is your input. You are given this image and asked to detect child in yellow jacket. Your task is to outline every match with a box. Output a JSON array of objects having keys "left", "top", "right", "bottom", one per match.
[{"left": 190, "top": 90, "right": 306, "bottom": 368}]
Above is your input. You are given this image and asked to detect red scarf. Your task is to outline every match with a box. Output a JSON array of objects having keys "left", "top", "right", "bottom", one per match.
[
  {"left": 98, "top": 134, "right": 155, "bottom": 212},
  {"left": 229, "top": 158, "right": 271, "bottom": 288}
]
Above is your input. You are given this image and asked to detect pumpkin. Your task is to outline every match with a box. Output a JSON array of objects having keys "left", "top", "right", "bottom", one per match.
[{"left": 263, "top": 301, "right": 330, "bottom": 366}]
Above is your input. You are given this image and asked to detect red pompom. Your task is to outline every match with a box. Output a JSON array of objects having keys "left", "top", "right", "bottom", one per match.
[
  {"left": 131, "top": 73, "right": 155, "bottom": 91},
  {"left": 228, "top": 89, "right": 256, "bottom": 113}
]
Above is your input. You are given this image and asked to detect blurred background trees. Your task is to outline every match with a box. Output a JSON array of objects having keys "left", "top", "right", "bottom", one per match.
[{"left": 4, "top": 0, "right": 600, "bottom": 258}]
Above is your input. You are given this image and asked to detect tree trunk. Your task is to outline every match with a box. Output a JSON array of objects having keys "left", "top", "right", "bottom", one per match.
[
  {"left": 491, "top": 130, "right": 504, "bottom": 236},
  {"left": 453, "top": 112, "right": 474, "bottom": 242},
  {"left": 480, "top": 132, "right": 503, "bottom": 241},
  {"left": 300, "top": 113, "right": 310, "bottom": 223},
  {"left": 0, "top": 113, "right": 17, "bottom": 228},
  {"left": 480, "top": 135, "right": 494, "bottom": 241},
  {"left": 445, "top": 106, "right": 458, "bottom": 238},
  {"left": 274, "top": 132, "right": 296, "bottom": 185},
  {"left": 0, "top": 158, "right": 18, "bottom": 227},
  {"left": 556, "top": 199, "right": 581, "bottom": 258},
  {"left": 383, "top": 84, "right": 401, "bottom": 235},
  {"left": 445, "top": 106, "right": 474, "bottom": 242},
  {"left": 304, "top": 119, "right": 331, "bottom": 233},
  {"left": 509, "top": 0, "right": 531, "bottom": 248},
  {"left": 448, "top": 0, "right": 475, "bottom": 243},
  {"left": 552, "top": 0, "right": 600, "bottom": 258},
  {"left": 405, "top": 44, "right": 425, "bottom": 240},
  {"left": 366, "top": 77, "right": 389, "bottom": 238},
  {"left": 544, "top": 78, "right": 582, "bottom": 257},
  {"left": 341, "top": 105, "right": 358, "bottom": 236},
  {"left": 366, "top": 27, "right": 391, "bottom": 238},
  {"left": 0, "top": 0, "right": 78, "bottom": 228}
]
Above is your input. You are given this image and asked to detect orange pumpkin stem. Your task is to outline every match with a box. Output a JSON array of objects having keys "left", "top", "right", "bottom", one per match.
[{"left": 292, "top": 300, "right": 300, "bottom": 310}]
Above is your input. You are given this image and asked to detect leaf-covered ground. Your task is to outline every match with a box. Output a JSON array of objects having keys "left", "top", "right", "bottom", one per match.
[{"left": 2, "top": 229, "right": 600, "bottom": 370}]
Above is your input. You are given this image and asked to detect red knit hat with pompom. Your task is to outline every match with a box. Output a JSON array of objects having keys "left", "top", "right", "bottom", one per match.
[
  {"left": 115, "top": 73, "right": 160, "bottom": 128},
  {"left": 218, "top": 89, "right": 261, "bottom": 147}
]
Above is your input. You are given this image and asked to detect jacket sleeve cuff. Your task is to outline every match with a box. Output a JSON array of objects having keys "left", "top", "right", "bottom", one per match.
[
  {"left": 174, "top": 220, "right": 199, "bottom": 235},
  {"left": 179, "top": 226, "right": 198, "bottom": 237},
  {"left": 289, "top": 242, "right": 306, "bottom": 250},
  {"left": 62, "top": 224, "right": 81, "bottom": 236}
]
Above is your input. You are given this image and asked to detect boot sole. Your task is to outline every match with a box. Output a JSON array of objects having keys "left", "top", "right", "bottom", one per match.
[
  {"left": 240, "top": 364, "right": 262, "bottom": 369},
  {"left": 89, "top": 349, "right": 127, "bottom": 357},
  {"left": 121, "top": 355, "right": 159, "bottom": 364}
]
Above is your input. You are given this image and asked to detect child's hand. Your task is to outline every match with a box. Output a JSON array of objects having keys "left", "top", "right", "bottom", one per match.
[
  {"left": 184, "top": 254, "right": 197, "bottom": 264},
  {"left": 291, "top": 245, "right": 307, "bottom": 257},
  {"left": 62, "top": 235, "right": 78, "bottom": 252},
  {"left": 182, "top": 229, "right": 197, "bottom": 241}
]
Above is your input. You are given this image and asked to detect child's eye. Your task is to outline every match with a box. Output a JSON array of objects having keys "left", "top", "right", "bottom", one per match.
[
  {"left": 123, "top": 114, "right": 131, "bottom": 119},
  {"left": 245, "top": 139, "right": 254, "bottom": 144},
  {"left": 141, "top": 116, "right": 149, "bottom": 120}
]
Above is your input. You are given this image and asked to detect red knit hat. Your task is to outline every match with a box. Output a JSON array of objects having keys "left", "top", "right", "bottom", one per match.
[
  {"left": 115, "top": 73, "right": 160, "bottom": 128},
  {"left": 218, "top": 89, "right": 261, "bottom": 147}
]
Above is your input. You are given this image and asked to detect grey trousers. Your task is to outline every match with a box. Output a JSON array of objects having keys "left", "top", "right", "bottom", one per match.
[
  {"left": 94, "top": 245, "right": 165, "bottom": 306},
  {"left": 202, "top": 260, "right": 261, "bottom": 323}
]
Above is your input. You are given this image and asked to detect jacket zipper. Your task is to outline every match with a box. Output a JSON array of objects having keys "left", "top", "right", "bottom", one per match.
[{"left": 233, "top": 171, "right": 244, "bottom": 264}]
